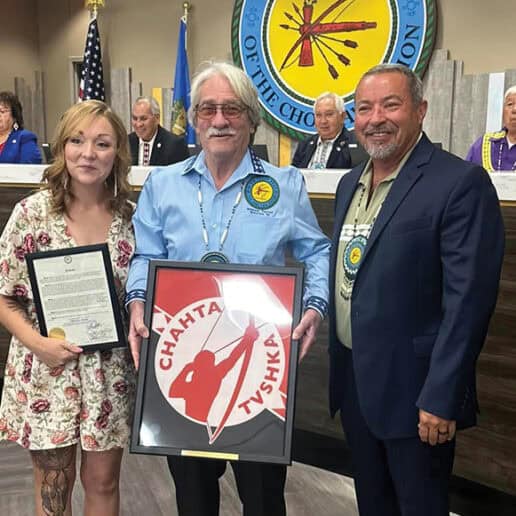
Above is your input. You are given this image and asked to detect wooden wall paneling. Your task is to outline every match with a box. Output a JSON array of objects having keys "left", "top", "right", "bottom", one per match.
[
  {"left": 24, "top": 83, "right": 33, "bottom": 136},
  {"left": 110, "top": 67, "right": 131, "bottom": 132},
  {"left": 422, "top": 49, "right": 456, "bottom": 151},
  {"left": 130, "top": 78, "right": 142, "bottom": 114},
  {"left": 14, "top": 77, "right": 34, "bottom": 133},
  {"left": 292, "top": 197, "right": 342, "bottom": 439},
  {"left": 469, "top": 72, "right": 490, "bottom": 137},
  {"left": 33, "top": 71, "right": 46, "bottom": 144},
  {"left": 13, "top": 77, "right": 26, "bottom": 118},
  {"left": 450, "top": 61, "right": 471, "bottom": 158},
  {"left": 452, "top": 205, "right": 516, "bottom": 494},
  {"left": 453, "top": 72, "right": 489, "bottom": 159},
  {"left": 485, "top": 72, "right": 506, "bottom": 133},
  {"left": 505, "top": 70, "right": 516, "bottom": 92},
  {"left": 254, "top": 120, "right": 279, "bottom": 167},
  {"left": 161, "top": 87, "right": 173, "bottom": 133}
]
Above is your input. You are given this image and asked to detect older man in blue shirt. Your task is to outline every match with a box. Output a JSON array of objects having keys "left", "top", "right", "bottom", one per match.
[{"left": 126, "top": 61, "right": 329, "bottom": 516}]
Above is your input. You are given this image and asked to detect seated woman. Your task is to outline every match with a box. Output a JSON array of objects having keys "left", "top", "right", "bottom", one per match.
[
  {"left": 0, "top": 100, "right": 135, "bottom": 516},
  {"left": 0, "top": 91, "right": 42, "bottom": 164},
  {"left": 466, "top": 85, "right": 516, "bottom": 171}
]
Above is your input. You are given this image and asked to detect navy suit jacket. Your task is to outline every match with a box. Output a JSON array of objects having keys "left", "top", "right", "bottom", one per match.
[
  {"left": 129, "top": 125, "right": 189, "bottom": 166},
  {"left": 292, "top": 126, "right": 355, "bottom": 169},
  {"left": 0, "top": 129, "right": 42, "bottom": 164},
  {"left": 328, "top": 134, "right": 504, "bottom": 439}
]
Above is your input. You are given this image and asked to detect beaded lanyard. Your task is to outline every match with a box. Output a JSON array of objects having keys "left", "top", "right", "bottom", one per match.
[
  {"left": 198, "top": 175, "right": 244, "bottom": 263},
  {"left": 496, "top": 138, "right": 516, "bottom": 171},
  {"left": 197, "top": 148, "right": 266, "bottom": 263}
]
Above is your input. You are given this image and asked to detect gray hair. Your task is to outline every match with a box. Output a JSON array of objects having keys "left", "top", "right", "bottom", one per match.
[
  {"left": 358, "top": 63, "right": 424, "bottom": 106},
  {"left": 314, "top": 92, "right": 345, "bottom": 113},
  {"left": 188, "top": 62, "right": 261, "bottom": 131},
  {"left": 133, "top": 96, "right": 160, "bottom": 116},
  {"left": 505, "top": 86, "right": 516, "bottom": 100}
]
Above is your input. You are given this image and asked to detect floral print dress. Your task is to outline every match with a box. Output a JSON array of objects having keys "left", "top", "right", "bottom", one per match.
[{"left": 0, "top": 190, "right": 136, "bottom": 451}]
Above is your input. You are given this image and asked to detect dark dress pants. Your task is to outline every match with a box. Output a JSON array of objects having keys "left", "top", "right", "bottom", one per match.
[
  {"left": 167, "top": 455, "right": 287, "bottom": 516},
  {"left": 337, "top": 346, "right": 455, "bottom": 516}
]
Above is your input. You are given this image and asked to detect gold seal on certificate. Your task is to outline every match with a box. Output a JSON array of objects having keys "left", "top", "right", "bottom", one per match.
[
  {"left": 26, "top": 243, "right": 126, "bottom": 352},
  {"left": 48, "top": 327, "right": 66, "bottom": 340}
]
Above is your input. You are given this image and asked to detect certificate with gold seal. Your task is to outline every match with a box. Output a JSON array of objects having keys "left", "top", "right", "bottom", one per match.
[{"left": 26, "top": 244, "right": 126, "bottom": 351}]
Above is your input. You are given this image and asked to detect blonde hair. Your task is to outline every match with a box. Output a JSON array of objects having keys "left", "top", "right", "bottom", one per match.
[{"left": 42, "top": 100, "right": 133, "bottom": 221}]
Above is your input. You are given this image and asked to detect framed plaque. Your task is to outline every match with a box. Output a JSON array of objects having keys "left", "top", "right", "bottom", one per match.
[
  {"left": 131, "top": 261, "right": 304, "bottom": 464},
  {"left": 26, "top": 243, "right": 126, "bottom": 352}
]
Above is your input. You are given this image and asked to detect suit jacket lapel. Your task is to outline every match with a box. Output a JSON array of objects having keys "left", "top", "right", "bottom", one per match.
[
  {"left": 304, "top": 135, "right": 317, "bottom": 167},
  {"left": 129, "top": 135, "right": 138, "bottom": 165},
  {"left": 359, "top": 135, "right": 434, "bottom": 266},
  {"left": 327, "top": 127, "right": 350, "bottom": 169},
  {"left": 330, "top": 164, "right": 365, "bottom": 302},
  {"left": 148, "top": 126, "right": 159, "bottom": 165}
]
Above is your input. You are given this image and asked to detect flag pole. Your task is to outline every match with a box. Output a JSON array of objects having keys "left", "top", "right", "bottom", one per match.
[
  {"left": 171, "top": 2, "right": 194, "bottom": 144},
  {"left": 79, "top": 0, "right": 106, "bottom": 101},
  {"left": 85, "top": 0, "right": 104, "bottom": 19},
  {"left": 183, "top": 2, "right": 190, "bottom": 18},
  {"left": 183, "top": 2, "right": 190, "bottom": 51}
]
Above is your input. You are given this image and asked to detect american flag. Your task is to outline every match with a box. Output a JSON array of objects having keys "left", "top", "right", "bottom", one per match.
[{"left": 78, "top": 17, "right": 105, "bottom": 101}]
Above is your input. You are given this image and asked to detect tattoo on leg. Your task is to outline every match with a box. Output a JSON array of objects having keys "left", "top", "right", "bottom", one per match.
[{"left": 32, "top": 447, "right": 75, "bottom": 516}]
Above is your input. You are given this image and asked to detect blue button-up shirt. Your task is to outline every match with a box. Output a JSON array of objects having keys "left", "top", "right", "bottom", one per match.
[{"left": 126, "top": 150, "right": 330, "bottom": 316}]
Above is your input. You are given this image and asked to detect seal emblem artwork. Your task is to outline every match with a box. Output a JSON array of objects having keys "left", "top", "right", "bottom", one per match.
[
  {"left": 150, "top": 269, "right": 295, "bottom": 446},
  {"left": 232, "top": 0, "right": 436, "bottom": 138}
]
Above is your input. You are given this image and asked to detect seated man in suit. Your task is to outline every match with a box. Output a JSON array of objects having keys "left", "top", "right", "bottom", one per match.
[
  {"left": 292, "top": 92, "right": 355, "bottom": 169},
  {"left": 129, "top": 96, "right": 189, "bottom": 166}
]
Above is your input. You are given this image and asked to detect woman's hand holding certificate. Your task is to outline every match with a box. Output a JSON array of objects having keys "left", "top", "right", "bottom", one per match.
[{"left": 32, "top": 333, "right": 83, "bottom": 368}]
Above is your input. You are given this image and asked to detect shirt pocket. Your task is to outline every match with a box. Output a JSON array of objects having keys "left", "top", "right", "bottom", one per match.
[{"left": 233, "top": 216, "right": 285, "bottom": 262}]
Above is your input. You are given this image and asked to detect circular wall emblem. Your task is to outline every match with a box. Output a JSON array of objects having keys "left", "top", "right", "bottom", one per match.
[
  {"left": 244, "top": 176, "right": 280, "bottom": 209},
  {"left": 232, "top": 0, "right": 437, "bottom": 139}
]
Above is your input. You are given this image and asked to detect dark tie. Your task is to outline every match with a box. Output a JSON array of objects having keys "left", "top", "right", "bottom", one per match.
[{"left": 143, "top": 141, "right": 150, "bottom": 166}]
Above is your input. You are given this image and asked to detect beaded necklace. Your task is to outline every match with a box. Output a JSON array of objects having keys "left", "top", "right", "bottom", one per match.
[
  {"left": 198, "top": 175, "right": 244, "bottom": 263},
  {"left": 340, "top": 184, "right": 382, "bottom": 300},
  {"left": 497, "top": 138, "right": 516, "bottom": 171},
  {"left": 310, "top": 140, "right": 333, "bottom": 169}
]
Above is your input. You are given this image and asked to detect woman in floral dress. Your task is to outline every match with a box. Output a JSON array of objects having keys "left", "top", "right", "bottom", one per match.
[{"left": 0, "top": 100, "right": 136, "bottom": 516}]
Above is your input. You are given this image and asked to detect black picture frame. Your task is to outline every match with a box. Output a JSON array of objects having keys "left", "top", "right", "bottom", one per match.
[
  {"left": 26, "top": 243, "right": 126, "bottom": 352},
  {"left": 130, "top": 260, "right": 304, "bottom": 464}
]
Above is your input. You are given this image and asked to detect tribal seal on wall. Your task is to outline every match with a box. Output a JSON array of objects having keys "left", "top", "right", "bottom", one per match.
[{"left": 232, "top": 0, "right": 437, "bottom": 139}]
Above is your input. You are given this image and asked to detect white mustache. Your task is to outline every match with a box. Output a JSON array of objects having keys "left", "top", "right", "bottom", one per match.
[{"left": 206, "top": 128, "right": 236, "bottom": 137}]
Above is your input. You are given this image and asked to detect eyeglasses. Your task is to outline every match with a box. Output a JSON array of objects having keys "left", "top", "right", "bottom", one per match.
[{"left": 195, "top": 103, "right": 248, "bottom": 120}]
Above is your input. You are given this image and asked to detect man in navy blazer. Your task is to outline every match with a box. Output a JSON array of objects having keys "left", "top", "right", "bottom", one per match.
[
  {"left": 292, "top": 92, "right": 355, "bottom": 169},
  {"left": 329, "top": 64, "right": 504, "bottom": 516},
  {"left": 129, "top": 96, "right": 189, "bottom": 166}
]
